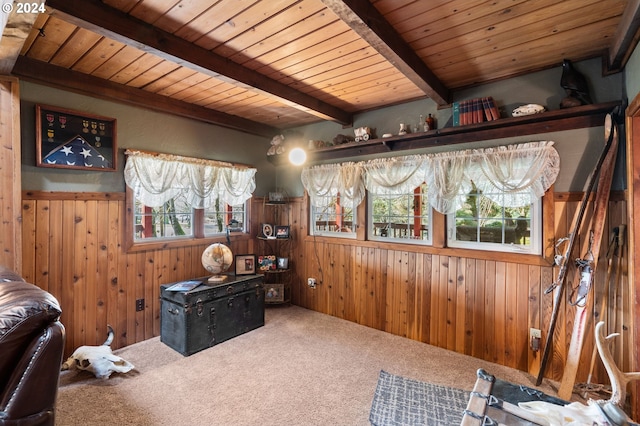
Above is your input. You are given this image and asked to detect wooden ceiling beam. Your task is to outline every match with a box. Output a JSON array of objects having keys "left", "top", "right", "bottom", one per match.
[
  {"left": 13, "top": 56, "right": 280, "bottom": 139},
  {"left": 320, "top": 0, "right": 450, "bottom": 106},
  {"left": 607, "top": 0, "right": 640, "bottom": 72},
  {"left": 0, "top": 6, "right": 40, "bottom": 74},
  {"left": 44, "top": 0, "right": 353, "bottom": 126}
]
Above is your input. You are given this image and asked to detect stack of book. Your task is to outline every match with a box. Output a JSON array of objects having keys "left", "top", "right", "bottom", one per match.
[{"left": 452, "top": 97, "right": 500, "bottom": 126}]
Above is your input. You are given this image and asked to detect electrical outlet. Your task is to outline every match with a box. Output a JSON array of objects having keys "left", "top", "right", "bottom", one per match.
[
  {"left": 136, "top": 298, "right": 145, "bottom": 311},
  {"left": 530, "top": 328, "right": 541, "bottom": 351},
  {"left": 307, "top": 278, "right": 316, "bottom": 288}
]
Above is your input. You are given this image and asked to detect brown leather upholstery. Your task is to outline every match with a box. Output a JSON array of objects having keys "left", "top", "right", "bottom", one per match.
[{"left": 0, "top": 269, "right": 65, "bottom": 426}]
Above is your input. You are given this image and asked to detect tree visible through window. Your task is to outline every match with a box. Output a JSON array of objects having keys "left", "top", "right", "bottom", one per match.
[
  {"left": 369, "top": 183, "right": 431, "bottom": 244},
  {"left": 311, "top": 194, "right": 355, "bottom": 237},
  {"left": 133, "top": 193, "right": 246, "bottom": 241},
  {"left": 448, "top": 183, "right": 539, "bottom": 253}
]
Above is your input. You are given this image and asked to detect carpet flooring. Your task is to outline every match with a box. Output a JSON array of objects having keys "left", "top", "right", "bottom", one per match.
[{"left": 55, "top": 305, "right": 561, "bottom": 425}]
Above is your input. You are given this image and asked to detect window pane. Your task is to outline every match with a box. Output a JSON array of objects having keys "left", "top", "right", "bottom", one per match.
[
  {"left": 311, "top": 194, "right": 356, "bottom": 237},
  {"left": 369, "top": 183, "right": 431, "bottom": 244},
  {"left": 448, "top": 184, "right": 538, "bottom": 253},
  {"left": 134, "top": 194, "right": 193, "bottom": 240},
  {"left": 204, "top": 201, "right": 246, "bottom": 236}
]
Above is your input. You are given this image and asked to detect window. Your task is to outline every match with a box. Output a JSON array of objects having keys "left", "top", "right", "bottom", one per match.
[
  {"left": 124, "top": 150, "right": 255, "bottom": 247},
  {"left": 369, "top": 183, "right": 431, "bottom": 244},
  {"left": 134, "top": 193, "right": 194, "bottom": 240},
  {"left": 447, "top": 183, "right": 541, "bottom": 254},
  {"left": 311, "top": 193, "right": 356, "bottom": 238},
  {"left": 203, "top": 201, "right": 245, "bottom": 237},
  {"left": 133, "top": 194, "right": 246, "bottom": 242},
  {"left": 301, "top": 142, "right": 558, "bottom": 253}
]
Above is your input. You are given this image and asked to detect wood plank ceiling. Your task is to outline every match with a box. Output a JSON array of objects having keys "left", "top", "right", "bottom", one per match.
[{"left": 1, "top": 0, "right": 638, "bottom": 138}]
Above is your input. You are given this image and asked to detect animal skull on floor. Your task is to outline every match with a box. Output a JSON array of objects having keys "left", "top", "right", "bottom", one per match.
[{"left": 61, "top": 325, "right": 135, "bottom": 379}]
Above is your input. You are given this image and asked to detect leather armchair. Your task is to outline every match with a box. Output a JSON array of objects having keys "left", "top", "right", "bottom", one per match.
[{"left": 0, "top": 268, "right": 65, "bottom": 426}]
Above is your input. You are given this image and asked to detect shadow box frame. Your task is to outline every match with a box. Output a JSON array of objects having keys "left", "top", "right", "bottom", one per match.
[
  {"left": 35, "top": 104, "right": 118, "bottom": 172},
  {"left": 235, "top": 254, "right": 257, "bottom": 276}
]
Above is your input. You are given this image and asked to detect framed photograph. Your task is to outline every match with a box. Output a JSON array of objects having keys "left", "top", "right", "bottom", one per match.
[
  {"left": 257, "top": 255, "right": 276, "bottom": 271},
  {"left": 35, "top": 104, "right": 117, "bottom": 171},
  {"left": 264, "top": 283, "right": 284, "bottom": 303},
  {"left": 277, "top": 257, "right": 289, "bottom": 269},
  {"left": 261, "top": 223, "right": 274, "bottom": 239},
  {"left": 275, "top": 225, "right": 290, "bottom": 239},
  {"left": 235, "top": 254, "right": 256, "bottom": 276}
]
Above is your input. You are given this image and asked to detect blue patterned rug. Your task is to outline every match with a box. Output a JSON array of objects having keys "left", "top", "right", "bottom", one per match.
[{"left": 369, "top": 370, "right": 469, "bottom": 426}]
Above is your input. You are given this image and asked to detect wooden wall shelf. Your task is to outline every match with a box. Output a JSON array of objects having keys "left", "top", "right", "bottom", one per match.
[{"left": 267, "top": 101, "right": 621, "bottom": 165}]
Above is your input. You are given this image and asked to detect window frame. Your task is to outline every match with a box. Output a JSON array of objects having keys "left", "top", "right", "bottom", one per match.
[
  {"left": 445, "top": 190, "right": 542, "bottom": 255},
  {"left": 367, "top": 184, "right": 432, "bottom": 246},
  {"left": 309, "top": 193, "right": 357, "bottom": 239},
  {"left": 124, "top": 186, "right": 252, "bottom": 252}
]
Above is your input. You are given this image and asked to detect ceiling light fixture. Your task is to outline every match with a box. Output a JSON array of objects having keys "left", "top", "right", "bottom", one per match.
[{"left": 288, "top": 147, "right": 306, "bottom": 166}]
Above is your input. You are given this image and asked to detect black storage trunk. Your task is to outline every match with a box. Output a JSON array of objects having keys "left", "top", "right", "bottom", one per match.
[{"left": 160, "top": 274, "right": 264, "bottom": 356}]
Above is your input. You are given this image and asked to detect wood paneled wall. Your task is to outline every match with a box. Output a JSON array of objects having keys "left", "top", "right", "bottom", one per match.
[
  {"left": 21, "top": 191, "right": 630, "bottom": 385},
  {"left": 286, "top": 194, "right": 631, "bottom": 385},
  {"left": 21, "top": 191, "right": 254, "bottom": 357}
]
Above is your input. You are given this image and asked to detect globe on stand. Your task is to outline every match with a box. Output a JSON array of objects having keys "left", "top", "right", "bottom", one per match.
[{"left": 201, "top": 243, "right": 233, "bottom": 283}]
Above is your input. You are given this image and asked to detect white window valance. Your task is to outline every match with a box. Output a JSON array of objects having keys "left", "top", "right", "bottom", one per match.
[
  {"left": 124, "top": 150, "right": 256, "bottom": 208},
  {"left": 302, "top": 141, "right": 560, "bottom": 214},
  {"left": 300, "top": 162, "right": 365, "bottom": 207}
]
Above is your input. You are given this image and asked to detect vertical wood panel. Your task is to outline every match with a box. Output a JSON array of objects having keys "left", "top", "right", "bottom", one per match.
[
  {"left": 85, "top": 200, "right": 98, "bottom": 344},
  {"left": 484, "top": 260, "right": 496, "bottom": 362},
  {"left": 472, "top": 259, "right": 486, "bottom": 359},
  {"left": 73, "top": 200, "right": 87, "bottom": 349},
  {"left": 21, "top": 201, "right": 36, "bottom": 283},
  {"left": 96, "top": 200, "right": 109, "bottom": 343},
  {"left": 34, "top": 201, "right": 50, "bottom": 292},
  {"left": 504, "top": 263, "right": 518, "bottom": 369},
  {"left": 0, "top": 77, "right": 22, "bottom": 272}
]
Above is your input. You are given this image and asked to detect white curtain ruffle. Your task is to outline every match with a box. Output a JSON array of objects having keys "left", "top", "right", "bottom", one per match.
[
  {"left": 301, "top": 162, "right": 365, "bottom": 207},
  {"left": 301, "top": 141, "right": 560, "bottom": 213},
  {"left": 124, "top": 150, "right": 256, "bottom": 208}
]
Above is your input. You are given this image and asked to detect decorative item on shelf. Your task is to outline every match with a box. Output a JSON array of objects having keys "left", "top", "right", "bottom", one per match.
[
  {"left": 332, "top": 133, "right": 354, "bottom": 145},
  {"left": 560, "top": 59, "right": 592, "bottom": 108},
  {"left": 261, "top": 223, "right": 275, "bottom": 239},
  {"left": 425, "top": 113, "right": 436, "bottom": 131},
  {"left": 268, "top": 191, "right": 285, "bottom": 203},
  {"left": 201, "top": 243, "right": 233, "bottom": 283},
  {"left": 234, "top": 254, "right": 256, "bottom": 276},
  {"left": 275, "top": 225, "right": 290, "bottom": 239},
  {"left": 265, "top": 283, "right": 284, "bottom": 303},
  {"left": 512, "top": 104, "right": 546, "bottom": 117},
  {"left": 277, "top": 257, "right": 289, "bottom": 270},
  {"left": 454, "top": 96, "right": 500, "bottom": 125},
  {"left": 266, "top": 134, "right": 285, "bottom": 156},
  {"left": 354, "top": 126, "right": 373, "bottom": 142},
  {"left": 258, "top": 255, "right": 277, "bottom": 271},
  {"left": 308, "top": 139, "right": 327, "bottom": 150},
  {"left": 398, "top": 123, "right": 407, "bottom": 135}
]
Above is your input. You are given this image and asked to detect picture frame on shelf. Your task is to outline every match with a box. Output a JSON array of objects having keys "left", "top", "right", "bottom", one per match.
[
  {"left": 35, "top": 104, "right": 117, "bottom": 171},
  {"left": 277, "top": 257, "right": 289, "bottom": 270},
  {"left": 258, "top": 255, "right": 276, "bottom": 271},
  {"left": 261, "top": 223, "right": 274, "bottom": 239},
  {"left": 275, "top": 225, "right": 290, "bottom": 239},
  {"left": 235, "top": 254, "right": 256, "bottom": 276},
  {"left": 265, "top": 283, "right": 284, "bottom": 303}
]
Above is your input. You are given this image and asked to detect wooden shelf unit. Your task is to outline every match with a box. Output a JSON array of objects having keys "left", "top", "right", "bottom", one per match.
[{"left": 267, "top": 101, "right": 621, "bottom": 165}]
